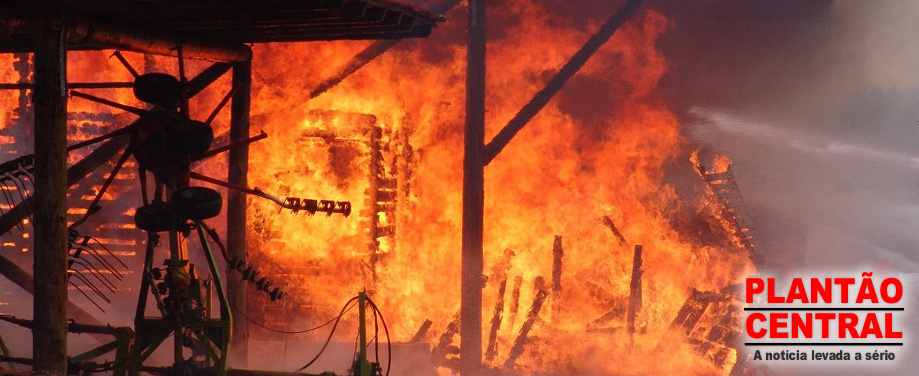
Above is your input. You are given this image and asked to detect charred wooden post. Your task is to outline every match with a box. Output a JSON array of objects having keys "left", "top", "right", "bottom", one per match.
[
  {"left": 227, "top": 57, "right": 252, "bottom": 367},
  {"left": 700, "top": 309, "right": 744, "bottom": 368},
  {"left": 410, "top": 319, "right": 434, "bottom": 343},
  {"left": 590, "top": 298, "right": 627, "bottom": 329},
  {"left": 485, "top": 278, "right": 507, "bottom": 362},
  {"left": 485, "top": 248, "right": 514, "bottom": 361},
  {"left": 507, "top": 275, "right": 523, "bottom": 329},
  {"left": 432, "top": 314, "right": 460, "bottom": 365},
  {"left": 483, "top": 0, "right": 646, "bottom": 164},
  {"left": 13, "top": 53, "right": 31, "bottom": 135},
  {"left": 602, "top": 215, "right": 627, "bottom": 245},
  {"left": 627, "top": 245, "right": 643, "bottom": 338},
  {"left": 461, "top": 0, "right": 487, "bottom": 373},
  {"left": 551, "top": 235, "right": 563, "bottom": 318},
  {"left": 368, "top": 125, "right": 398, "bottom": 282},
  {"left": 503, "top": 277, "right": 549, "bottom": 370},
  {"left": 669, "top": 288, "right": 716, "bottom": 335},
  {"left": 32, "top": 25, "right": 68, "bottom": 375}
]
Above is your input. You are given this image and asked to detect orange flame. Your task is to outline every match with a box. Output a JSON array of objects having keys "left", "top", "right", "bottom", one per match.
[{"left": 0, "top": 1, "right": 757, "bottom": 374}]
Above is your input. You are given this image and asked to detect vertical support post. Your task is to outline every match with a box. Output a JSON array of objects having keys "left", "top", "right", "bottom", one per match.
[
  {"left": 627, "top": 245, "right": 643, "bottom": 338},
  {"left": 551, "top": 235, "right": 563, "bottom": 318},
  {"left": 32, "top": 25, "right": 69, "bottom": 375},
  {"left": 227, "top": 56, "right": 252, "bottom": 367},
  {"left": 357, "top": 291, "right": 371, "bottom": 376},
  {"left": 461, "top": 0, "right": 487, "bottom": 374}
]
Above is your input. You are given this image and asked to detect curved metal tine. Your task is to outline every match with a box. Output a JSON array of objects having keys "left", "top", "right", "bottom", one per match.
[
  {"left": 0, "top": 177, "right": 23, "bottom": 231},
  {"left": 0, "top": 179, "right": 7, "bottom": 222},
  {"left": 11, "top": 168, "right": 31, "bottom": 199},
  {"left": 17, "top": 157, "right": 34, "bottom": 177},
  {"left": 68, "top": 268, "right": 112, "bottom": 304},
  {"left": 74, "top": 239, "right": 123, "bottom": 280},
  {"left": 87, "top": 235, "right": 129, "bottom": 270},
  {"left": 69, "top": 279, "right": 106, "bottom": 312},
  {"left": 4, "top": 176, "right": 29, "bottom": 229},
  {"left": 73, "top": 234, "right": 120, "bottom": 276},
  {"left": 69, "top": 257, "right": 117, "bottom": 293},
  {"left": 4, "top": 174, "right": 28, "bottom": 206}
]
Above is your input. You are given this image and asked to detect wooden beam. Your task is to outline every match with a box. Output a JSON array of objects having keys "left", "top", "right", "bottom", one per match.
[
  {"left": 0, "top": 4, "right": 251, "bottom": 61},
  {"left": 307, "top": 0, "right": 461, "bottom": 99},
  {"left": 482, "top": 0, "right": 646, "bottom": 165},
  {"left": 32, "top": 25, "right": 69, "bottom": 375},
  {"left": 188, "top": 62, "right": 233, "bottom": 97},
  {"left": 227, "top": 59, "right": 252, "bottom": 368},
  {"left": 460, "top": 0, "right": 486, "bottom": 374}
]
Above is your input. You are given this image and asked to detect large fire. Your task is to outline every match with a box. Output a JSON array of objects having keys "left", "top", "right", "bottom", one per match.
[
  {"left": 241, "top": 1, "right": 754, "bottom": 375},
  {"left": 0, "top": 0, "right": 756, "bottom": 375}
]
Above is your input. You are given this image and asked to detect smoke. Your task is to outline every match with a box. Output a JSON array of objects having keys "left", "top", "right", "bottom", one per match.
[{"left": 654, "top": 0, "right": 919, "bottom": 273}]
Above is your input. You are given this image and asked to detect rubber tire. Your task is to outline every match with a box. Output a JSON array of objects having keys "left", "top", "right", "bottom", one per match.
[
  {"left": 163, "top": 120, "right": 214, "bottom": 155},
  {"left": 171, "top": 187, "right": 222, "bottom": 220},
  {"left": 134, "top": 73, "right": 181, "bottom": 107},
  {"left": 134, "top": 202, "right": 175, "bottom": 232}
]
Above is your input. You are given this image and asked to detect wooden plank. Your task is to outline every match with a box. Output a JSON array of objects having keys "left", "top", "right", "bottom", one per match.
[{"left": 483, "top": 0, "right": 646, "bottom": 165}]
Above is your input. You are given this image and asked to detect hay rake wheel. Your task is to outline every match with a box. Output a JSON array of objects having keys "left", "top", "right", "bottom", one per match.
[
  {"left": 62, "top": 48, "right": 242, "bottom": 376},
  {"left": 0, "top": 46, "right": 353, "bottom": 375},
  {"left": 66, "top": 49, "right": 351, "bottom": 376}
]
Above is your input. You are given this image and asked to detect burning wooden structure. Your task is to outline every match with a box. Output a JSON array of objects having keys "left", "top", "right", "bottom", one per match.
[{"left": 0, "top": 1, "right": 766, "bottom": 376}]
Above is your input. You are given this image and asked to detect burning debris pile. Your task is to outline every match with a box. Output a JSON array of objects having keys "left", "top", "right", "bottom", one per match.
[{"left": 0, "top": 0, "right": 763, "bottom": 375}]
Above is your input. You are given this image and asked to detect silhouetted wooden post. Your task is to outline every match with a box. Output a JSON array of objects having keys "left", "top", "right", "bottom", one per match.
[
  {"left": 228, "top": 56, "right": 252, "bottom": 367},
  {"left": 461, "top": 0, "right": 486, "bottom": 374},
  {"left": 32, "top": 25, "right": 69, "bottom": 375}
]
